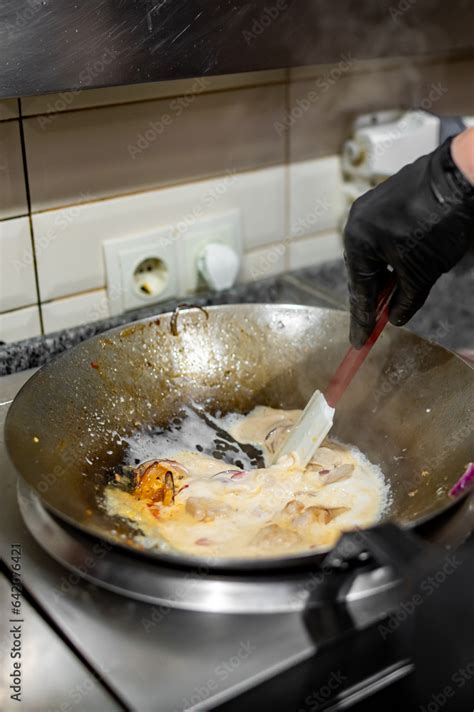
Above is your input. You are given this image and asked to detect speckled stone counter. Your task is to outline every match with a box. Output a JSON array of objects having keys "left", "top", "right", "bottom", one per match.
[
  {"left": 300, "top": 252, "right": 474, "bottom": 351},
  {"left": 1, "top": 254, "right": 473, "bottom": 376}
]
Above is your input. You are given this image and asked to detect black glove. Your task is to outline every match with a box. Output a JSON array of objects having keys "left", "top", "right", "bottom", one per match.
[{"left": 343, "top": 137, "right": 474, "bottom": 348}]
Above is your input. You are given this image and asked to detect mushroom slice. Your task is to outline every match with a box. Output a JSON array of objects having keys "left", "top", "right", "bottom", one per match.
[{"left": 320, "top": 464, "right": 354, "bottom": 484}]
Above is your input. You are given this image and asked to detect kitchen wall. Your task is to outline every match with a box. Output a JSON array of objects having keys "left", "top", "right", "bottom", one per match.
[{"left": 1, "top": 51, "right": 474, "bottom": 343}]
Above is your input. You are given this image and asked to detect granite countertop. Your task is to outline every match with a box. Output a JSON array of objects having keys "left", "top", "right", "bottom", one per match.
[
  {"left": 0, "top": 272, "right": 293, "bottom": 377},
  {"left": 1, "top": 255, "right": 473, "bottom": 376},
  {"left": 307, "top": 252, "right": 474, "bottom": 353}
]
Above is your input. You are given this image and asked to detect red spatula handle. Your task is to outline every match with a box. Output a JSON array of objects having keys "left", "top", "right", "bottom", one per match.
[{"left": 325, "top": 275, "right": 396, "bottom": 408}]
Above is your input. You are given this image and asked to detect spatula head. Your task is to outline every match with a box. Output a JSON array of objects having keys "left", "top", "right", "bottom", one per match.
[{"left": 272, "top": 390, "right": 334, "bottom": 468}]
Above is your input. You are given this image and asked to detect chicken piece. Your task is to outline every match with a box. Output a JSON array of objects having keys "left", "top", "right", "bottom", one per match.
[
  {"left": 293, "top": 506, "right": 331, "bottom": 527},
  {"left": 251, "top": 524, "right": 301, "bottom": 549},
  {"left": 292, "top": 506, "right": 349, "bottom": 528},
  {"left": 230, "top": 406, "right": 300, "bottom": 448},
  {"left": 282, "top": 499, "right": 305, "bottom": 516},
  {"left": 185, "top": 496, "right": 231, "bottom": 521}
]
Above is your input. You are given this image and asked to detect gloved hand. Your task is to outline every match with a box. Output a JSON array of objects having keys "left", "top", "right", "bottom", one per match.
[{"left": 343, "top": 136, "right": 474, "bottom": 348}]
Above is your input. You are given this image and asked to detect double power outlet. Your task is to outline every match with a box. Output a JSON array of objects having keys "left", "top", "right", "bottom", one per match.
[{"left": 103, "top": 210, "right": 242, "bottom": 315}]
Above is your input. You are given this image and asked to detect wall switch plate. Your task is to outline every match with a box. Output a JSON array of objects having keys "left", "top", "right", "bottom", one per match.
[
  {"left": 103, "top": 227, "right": 178, "bottom": 315},
  {"left": 177, "top": 210, "right": 242, "bottom": 295}
]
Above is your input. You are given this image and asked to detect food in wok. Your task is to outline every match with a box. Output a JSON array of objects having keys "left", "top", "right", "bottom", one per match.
[{"left": 105, "top": 406, "right": 389, "bottom": 559}]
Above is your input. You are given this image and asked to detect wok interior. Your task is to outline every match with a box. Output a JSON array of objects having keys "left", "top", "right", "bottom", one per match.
[{"left": 6, "top": 305, "right": 474, "bottom": 565}]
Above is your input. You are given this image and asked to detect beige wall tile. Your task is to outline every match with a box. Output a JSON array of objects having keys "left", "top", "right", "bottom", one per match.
[
  {"left": 32, "top": 166, "right": 285, "bottom": 301},
  {"left": 42, "top": 290, "right": 109, "bottom": 333},
  {"left": 240, "top": 244, "right": 286, "bottom": 283},
  {"left": 0, "top": 100, "right": 19, "bottom": 121},
  {"left": 288, "top": 56, "right": 474, "bottom": 162},
  {"left": 21, "top": 69, "right": 286, "bottom": 116},
  {"left": 194, "top": 69, "right": 287, "bottom": 92},
  {"left": 289, "top": 232, "right": 343, "bottom": 270},
  {"left": 288, "top": 66, "right": 417, "bottom": 162},
  {"left": 0, "top": 121, "right": 28, "bottom": 219},
  {"left": 24, "top": 85, "right": 286, "bottom": 211},
  {"left": 0, "top": 306, "right": 41, "bottom": 343},
  {"left": 0, "top": 217, "right": 37, "bottom": 312},
  {"left": 288, "top": 53, "right": 458, "bottom": 82},
  {"left": 290, "top": 156, "right": 344, "bottom": 239}
]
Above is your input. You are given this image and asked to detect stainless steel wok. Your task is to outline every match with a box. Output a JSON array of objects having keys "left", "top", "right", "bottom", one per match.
[{"left": 5, "top": 304, "right": 474, "bottom": 570}]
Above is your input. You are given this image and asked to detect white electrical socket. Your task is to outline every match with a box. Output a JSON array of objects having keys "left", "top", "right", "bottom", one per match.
[
  {"left": 177, "top": 210, "right": 242, "bottom": 295},
  {"left": 103, "top": 226, "right": 178, "bottom": 315},
  {"left": 103, "top": 210, "right": 242, "bottom": 315}
]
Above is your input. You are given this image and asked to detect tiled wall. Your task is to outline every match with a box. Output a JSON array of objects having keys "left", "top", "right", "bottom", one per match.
[{"left": 1, "top": 53, "right": 474, "bottom": 343}]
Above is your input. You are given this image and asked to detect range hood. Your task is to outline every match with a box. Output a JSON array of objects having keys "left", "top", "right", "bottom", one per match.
[{"left": 1, "top": 0, "right": 474, "bottom": 99}]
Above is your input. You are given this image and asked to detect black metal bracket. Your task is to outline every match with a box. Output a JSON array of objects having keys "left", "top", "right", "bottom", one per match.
[{"left": 323, "top": 523, "right": 430, "bottom": 577}]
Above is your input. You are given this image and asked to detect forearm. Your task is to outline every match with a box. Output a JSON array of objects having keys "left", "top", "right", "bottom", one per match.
[{"left": 451, "top": 127, "right": 474, "bottom": 184}]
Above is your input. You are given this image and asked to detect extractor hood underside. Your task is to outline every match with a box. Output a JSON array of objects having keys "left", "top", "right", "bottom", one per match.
[{"left": 1, "top": 0, "right": 474, "bottom": 99}]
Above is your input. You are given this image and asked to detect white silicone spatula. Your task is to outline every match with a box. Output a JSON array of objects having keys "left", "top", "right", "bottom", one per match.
[
  {"left": 272, "top": 276, "right": 396, "bottom": 468},
  {"left": 271, "top": 389, "right": 335, "bottom": 467}
]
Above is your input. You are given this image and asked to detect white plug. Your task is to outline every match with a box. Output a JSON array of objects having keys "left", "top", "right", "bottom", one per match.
[{"left": 197, "top": 242, "right": 240, "bottom": 291}]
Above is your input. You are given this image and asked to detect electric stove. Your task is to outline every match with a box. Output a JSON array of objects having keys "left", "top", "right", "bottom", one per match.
[{"left": 1, "top": 276, "right": 473, "bottom": 711}]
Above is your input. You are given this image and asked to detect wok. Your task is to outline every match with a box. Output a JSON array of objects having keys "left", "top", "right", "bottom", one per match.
[{"left": 5, "top": 304, "right": 474, "bottom": 571}]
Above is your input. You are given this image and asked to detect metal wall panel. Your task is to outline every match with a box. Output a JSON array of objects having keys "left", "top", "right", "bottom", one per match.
[{"left": 1, "top": 0, "right": 474, "bottom": 99}]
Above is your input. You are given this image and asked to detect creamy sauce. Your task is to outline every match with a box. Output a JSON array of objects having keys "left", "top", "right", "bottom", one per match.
[{"left": 105, "top": 406, "right": 389, "bottom": 559}]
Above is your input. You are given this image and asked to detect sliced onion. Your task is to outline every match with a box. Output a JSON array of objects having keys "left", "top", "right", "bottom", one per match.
[
  {"left": 211, "top": 469, "right": 247, "bottom": 483},
  {"left": 230, "top": 471, "right": 248, "bottom": 480},
  {"left": 195, "top": 537, "right": 213, "bottom": 546},
  {"left": 450, "top": 462, "right": 474, "bottom": 497},
  {"left": 211, "top": 469, "right": 242, "bottom": 477}
]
